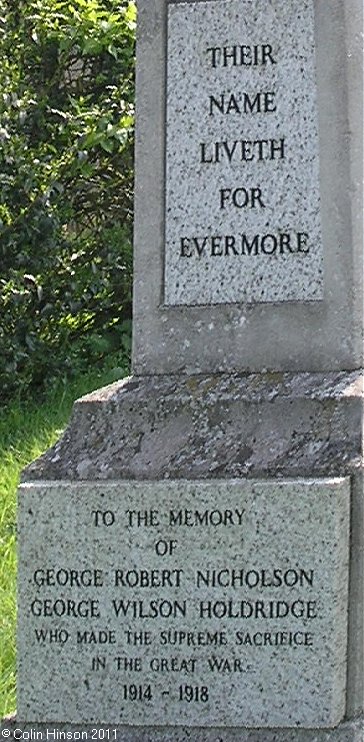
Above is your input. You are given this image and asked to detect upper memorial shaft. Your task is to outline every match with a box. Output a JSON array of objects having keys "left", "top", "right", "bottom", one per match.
[{"left": 132, "top": 0, "right": 363, "bottom": 375}]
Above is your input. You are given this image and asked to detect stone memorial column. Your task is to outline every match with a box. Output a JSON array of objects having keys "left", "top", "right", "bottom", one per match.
[{"left": 6, "top": 0, "right": 363, "bottom": 740}]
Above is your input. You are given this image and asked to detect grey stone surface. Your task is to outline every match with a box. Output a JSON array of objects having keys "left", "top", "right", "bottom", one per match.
[
  {"left": 2, "top": 717, "right": 364, "bottom": 742},
  {"left": 23, "top": 371, "right": 363, "bottom": 482},
  {"left": 165, "top": 0, "right": 323, "bottom": 305},
  {"left": 346, "top": 470, "right": 364, "bottom": 719},
  {"left": 17, "top": 479, "right": 349, "bottom": 727},
  {"left": 13, "top": 0, "right": 363, "bottom": 734},
  {"left": 133, "top": 0, "right": 363, "bottom": 373},
  {"left": 18, "top": 370, "right": 364, "bottom": 722}
]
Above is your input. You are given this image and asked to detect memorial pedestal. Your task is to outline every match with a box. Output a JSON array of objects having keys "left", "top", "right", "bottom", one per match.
[
  {"left": 21, "top": 371, "right": 363, "bottom": 483},
  {"left": 9, "top": 0, "right": 363, "bottom": 736},
  {"left": 11, "top": 371, "right": 363, "bottom": 736}
]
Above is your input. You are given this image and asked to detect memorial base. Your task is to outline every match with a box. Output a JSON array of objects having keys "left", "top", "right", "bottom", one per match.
[
  {"left": 23, "top": 370, "right": 363, "bottom": 483},
  {"left": 15, "top": 371, "right": 363, "bottom": 731},
  {"left": 2, "top": 716, "right": 364, "bottom": 742}
]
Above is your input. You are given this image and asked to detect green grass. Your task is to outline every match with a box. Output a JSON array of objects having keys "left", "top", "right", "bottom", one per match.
[{"left": 0, "top": 354, "right": 130, "bottom": 719}]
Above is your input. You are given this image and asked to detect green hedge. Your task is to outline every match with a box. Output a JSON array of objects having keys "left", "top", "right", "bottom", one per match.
[{"left": 0, "top": 0, "right": 135, "bottom": 403}]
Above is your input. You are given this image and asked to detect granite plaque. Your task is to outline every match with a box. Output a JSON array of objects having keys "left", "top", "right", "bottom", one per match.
[
  {"left": 18, "top": 478, "right": 349, "bottom": 728},
  {"left": 165, "top": 0, "right": 323, "bottom": 305}
]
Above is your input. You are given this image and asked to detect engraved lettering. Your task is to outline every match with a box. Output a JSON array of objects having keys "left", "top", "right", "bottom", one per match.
[
  {"left": 205, "top": 43, "right": 277, "bottom": 68},
  {"left": 209, "top": 91, "right": 276, "bottom": 115}
]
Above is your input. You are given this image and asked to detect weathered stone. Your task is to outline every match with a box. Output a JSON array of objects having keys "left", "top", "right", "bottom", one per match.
[
  {"left": 17, "top": 370, "right": 364, "bottom": 730},
  {"left": 12, "top": 0, "right": 363, "bottom": 735},
  {"left": 23, "top": 371, "right": 362, "bottom": 482}
]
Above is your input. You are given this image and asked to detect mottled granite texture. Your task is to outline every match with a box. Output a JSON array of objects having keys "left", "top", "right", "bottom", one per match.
[
  {"left": 19, "top": 370, "right": 363, "bottom": 728},
  {"left": 133, "top": 0, "right": 363, "bottom": 373},
  {"left": 165, "top": 0, "right": 323, "bottom": 304},
  {"left": 17, "top": 479, "right": 349, "bottom": 726},
  {"left": 12, "top": 0, "right": 364, "bottom": 733}
]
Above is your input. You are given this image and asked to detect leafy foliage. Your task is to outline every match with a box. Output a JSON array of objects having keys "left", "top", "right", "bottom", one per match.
[{"left": 0, "top": 0, "right": 135, "bottom": 403}]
